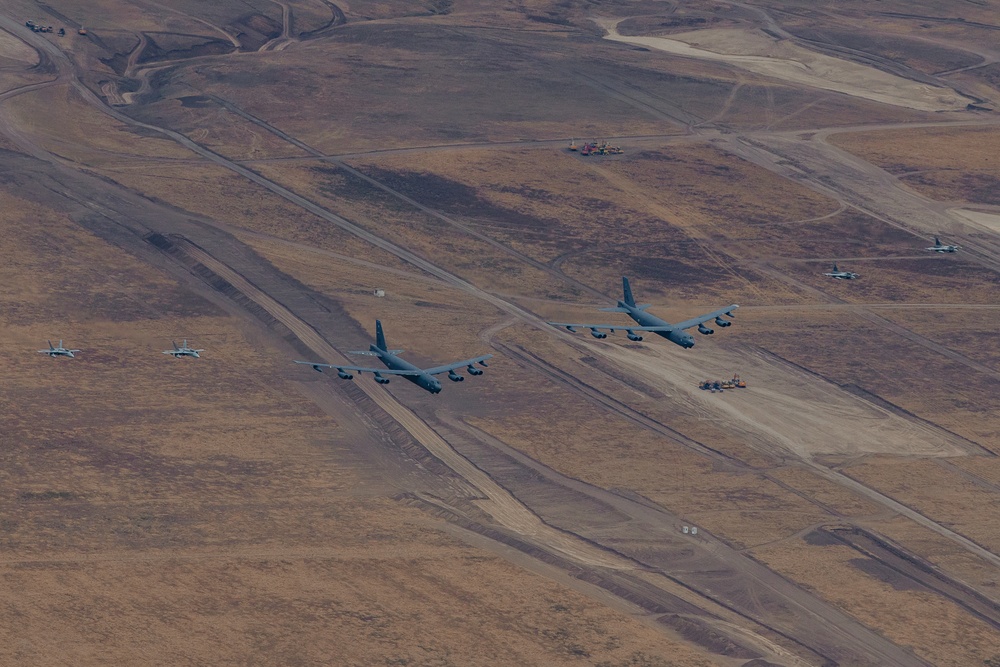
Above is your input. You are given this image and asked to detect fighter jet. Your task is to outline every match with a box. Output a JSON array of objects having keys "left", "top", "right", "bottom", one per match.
[
  {"left": 294, "top": 320, "right": 492, "bottom": 394},
  {"left": 163, "top": 340, "right": 203, "bottom": 358},
  {"left": 38, "top": 340, "right": 80, "bottom": 358},
  {"left": 546, "top": 277, "right": 738, "bottom": 349},
  {"left": 823, "top": 264, "right": 859, "bottom": 280},
  {"left": 926, "top": 236, "right": 959, "bottom": 253}
]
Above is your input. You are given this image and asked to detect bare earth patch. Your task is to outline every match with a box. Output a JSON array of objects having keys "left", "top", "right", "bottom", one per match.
[{"left": 598, "top": 20, "right": 971, "bottom": 112}]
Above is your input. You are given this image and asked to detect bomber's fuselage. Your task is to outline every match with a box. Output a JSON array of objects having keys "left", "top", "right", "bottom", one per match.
[
  {"left": 373, "top": 345, "right": 442, "bottom": 393},
  {"left": 623, "top": 303, "right": 694, "bottom": 348}
]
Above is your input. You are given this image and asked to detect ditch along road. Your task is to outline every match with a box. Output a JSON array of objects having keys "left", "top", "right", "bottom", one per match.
[{"left": 0, "top": 14, "right": 986, "bottom": 665}]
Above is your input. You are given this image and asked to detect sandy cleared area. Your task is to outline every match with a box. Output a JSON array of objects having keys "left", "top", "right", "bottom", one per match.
[
  {"left": 952, "top": 208, "right": 1000, "bottom": 232},
  {"left": 592, "top": 338, "right": 970, "bottom": 459},
  {"left": 598, "top": 20, "right": 969, "bottom": 112}
]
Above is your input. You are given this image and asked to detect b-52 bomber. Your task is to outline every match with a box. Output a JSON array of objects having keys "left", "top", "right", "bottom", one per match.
[
  {"left": 926, "top": 237, "right": 959, "bottom": 253},
  {"left": 38, "top": 340, "right": 80, "bottom": 358},
  {"left": 823, "top": 264, "right": 859, "bottom": 280},
  {"left": 295, "top": 320, "right": 492, "bottom": 394},
  {"left": 547, "top": 277, "right": 738, "bottom": 349},
  {"left": 163, "top": 340, "right": 203, "bottom": 358}
]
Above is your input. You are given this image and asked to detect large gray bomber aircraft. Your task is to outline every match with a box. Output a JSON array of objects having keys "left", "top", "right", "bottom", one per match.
[
  {"left": 296, "top": 320, "right": 492, "bottom": 394},
  {"left": 548, "top": 277, "right": 738, "bottom": 349}
]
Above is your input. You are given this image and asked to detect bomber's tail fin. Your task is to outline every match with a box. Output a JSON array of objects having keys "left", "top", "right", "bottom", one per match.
[
  {"left": 375, "top": 320, "right": 387, "bottom": 351},
  {"left": 832, "top": 264, "right": 839, "bottom": 272},
  {"left": 934, "top": 236, "right": 942, "bottom": 245},
  {"left": 622, "top": 276, "right": 636, "bottom": 307},
  {"left": 58, "top": 340, "right": 63, "bottom": 349},
  {"left": 48, "top": 340, "right": 54, "bottom": 350}
]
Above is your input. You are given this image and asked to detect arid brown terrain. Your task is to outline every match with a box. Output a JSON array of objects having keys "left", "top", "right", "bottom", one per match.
[{"left": 1, "top": 1, "right": 1000, "bottom": 666}]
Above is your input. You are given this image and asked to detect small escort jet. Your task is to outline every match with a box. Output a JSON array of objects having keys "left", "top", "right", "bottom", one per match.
[
  {"left": 823, "top": 264, "right": 859, "bottom": 280},
  {"left": 163, "top": 340, "right": 204, "bottom": 358},
  {"left": 926, "top": 236, "right": 959, "bottom": 253},
  {"left": 38, "top": 340, "right": 80, "bottom": 358}
]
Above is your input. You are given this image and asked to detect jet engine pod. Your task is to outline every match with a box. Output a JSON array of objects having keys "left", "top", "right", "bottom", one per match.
[
  {"left": 312, "top": 364, "right": 325, "bottom": 372},
  {"left": 698, "top": 323, "right": 714, "bottom": 335},
  {"left": 626, "top": 330, "right": 643, "bottom": 342},
  {"left": 715, "top": 317, "right": 731, "bottom": 327},
  {"left": 336, "top": 369, "right": 354, "bottom": 380},
  {"left": 590, "top": 328, "right": 608, "bottom": 339},
  {"left": 467, "top": 365, "right": 484, "bottom": 376},
  {"left": 448, "top": 371, "right": 464, "bottom": 382},
  {"left": 374, "top": 374, "right": 390, "bottom": 385}
]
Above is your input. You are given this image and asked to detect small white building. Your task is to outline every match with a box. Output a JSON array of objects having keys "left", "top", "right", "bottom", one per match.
[{"left": 373, "top": 288, "right": 385, "bottom": 297}]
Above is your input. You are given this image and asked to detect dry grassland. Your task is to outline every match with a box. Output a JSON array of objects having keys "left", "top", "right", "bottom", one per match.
[
  {"left": 879, "top": 307, "right": 1000, "bottom": 367},
  {"left": 731, "top": 88, "right": 936, "bottom": 130},
  {"left": 600, "top": 144, "right": 838, "bottom": 231},
  {"left": 0, "top": 25, "right": 38, "bottom": 63},
  {"left": 0, "top": 178, "right": 722, "bottom": 667},
  {"left": 345, "top": 145, "right": 819, "bottom": 305},
  {"left": 243, "top": 236, "right": 507, "bottom": 361},
  {"left": 5, "top": 86, "right": 196, "bottom": 165},
  {"left": 91, "top": 161, "right": 416, "bottom": 273},
  {"left": 782, "top": 257, "right": 1000, "bottom": 304},
  {"left": 464, "top": 330, "right": 836, "bottom": 551},
  {"left": 5, "top": 0, "right": 1000, "bottom": 663},
  {"left": 751, "top": 310, "right": 998, "bottom": 447},
  {"left": 751, "top": 537, "right": 1000, "bottom": 667},
  {"left": 844, "top": 458, "right": 1000, "bottom": 553},
  {"left": 764, "top": 465, "right": 884, "bottom": 518},
  {"left": 873, "top": 514, "right": 1000, "bottom": 592},
  {"left": 139, "top": 97, "right": 311, "bottom": 161},
  {"left": 348, "top": 148, "right": 689, "bottom": 264},
  {"left": 830, "top": 126, "right": 1000, "bottom": 204},
  {"left": 160, "top": 33, "right": 673, "bottom": 155},
  {"left": 251, "top": 159, "right": 586, "bottom": 300}
]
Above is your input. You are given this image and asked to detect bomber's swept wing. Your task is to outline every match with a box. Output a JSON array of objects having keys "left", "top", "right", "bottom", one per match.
[
  {"left": 667, "top": 305, "right": 739, "bottom": 330},
  {"left": 294, "top": 355, "right": 492, "bottom": 376},
  {"left": 550, "top": 305, "right": 738, "bottom": 333},
  {"left": 294, "top": 361, "right": 422, "bottom": 376},
  {"left": 422, "top": 355, "right": 493, "bottom": 376}
]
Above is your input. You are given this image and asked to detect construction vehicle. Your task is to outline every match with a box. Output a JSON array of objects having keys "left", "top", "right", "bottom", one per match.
[
  {"left": 58, "top": 28, "right": 65, "bottom": 36},
  {"left": 78, "top": 27, "right": 87, "bottom": 35},
  {"left": 579, "top": 140, "right": 623, "bottom": 157},
  {"left": 568, "top": 139, "right": 578, "bottom": 152},
  {"left": 720, "top": 379, "right": 735, "bottom": 390},
  {"left": 732, "top": 374, "right": 747, "bottom": 388}
]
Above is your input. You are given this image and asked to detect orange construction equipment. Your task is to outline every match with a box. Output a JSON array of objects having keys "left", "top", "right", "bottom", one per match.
[
  {"left": 732, "top": 374, "right": 747, "bottom": 388},
  {"left": 568, "top": 138, "right": 578, "bottom": 151},
  {"left": 77, "top": 27, "right": 87, "bottom": 35}
]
